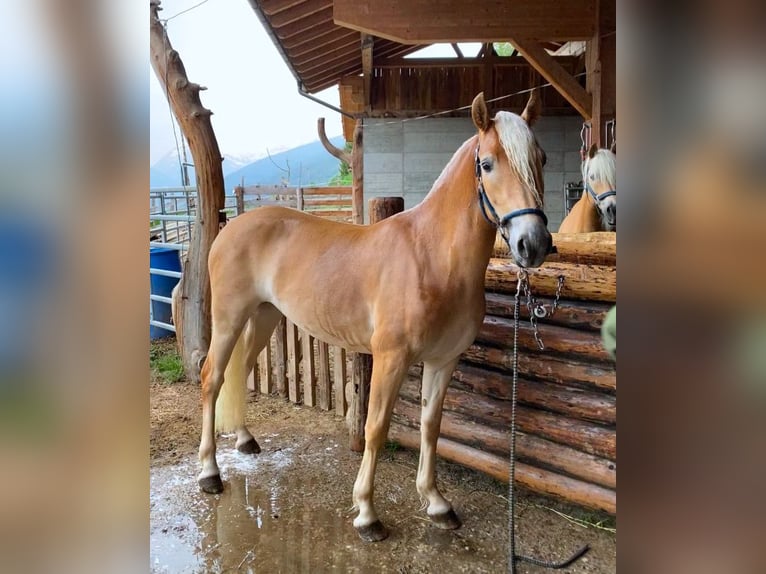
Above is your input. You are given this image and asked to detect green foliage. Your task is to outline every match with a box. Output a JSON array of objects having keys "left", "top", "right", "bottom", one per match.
[
  {"left": 150, "top": 340, "right": 185, "bottom": 383},
  {"left": 493, "top": 42, "right": 515, "bottom": 57},
  {"left": 329, "top": 142, "right": 353, "bottom": 186}
]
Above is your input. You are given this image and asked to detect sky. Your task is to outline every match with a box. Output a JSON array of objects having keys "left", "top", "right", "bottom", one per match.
[{"left": 150, "top": 0, "right": 344, "bottom": 165}]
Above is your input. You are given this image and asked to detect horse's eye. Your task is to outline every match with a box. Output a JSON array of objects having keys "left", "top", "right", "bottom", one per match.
[
  {"left": 481, "top": 161, "right": 492, "bottom": 172},
  {"left": 541, "top": 150, "right": 547, "bottom": 166},
  {"left": 589, "top": 173, "right": 595, "bottom": 180}
]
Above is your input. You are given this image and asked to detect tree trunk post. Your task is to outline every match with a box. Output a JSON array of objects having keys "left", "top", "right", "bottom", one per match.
[
  {"left": 348, "top": 196, "right": 405, "bottom": 452},
  {"left": 150, "top": 1, "right": 225, "bottom": 381}
]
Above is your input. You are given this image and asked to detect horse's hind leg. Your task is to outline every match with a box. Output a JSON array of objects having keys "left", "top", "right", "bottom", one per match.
[
  {"left": 417, "top": 357, "right": 462, "bottom": 529},
  {"left": 198, "top": 315, "right": 248, "bottom": 493},
  {"left": 233, "top": 303, "right": 283, "bottom": 454},
  {"left": 352, "top": 349, "right": 409, "bottom": 542}
]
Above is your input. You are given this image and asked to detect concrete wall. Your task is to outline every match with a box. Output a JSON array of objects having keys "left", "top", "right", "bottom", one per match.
[{"left": 364, "top": 116, "right": 584, "bottom": 230}]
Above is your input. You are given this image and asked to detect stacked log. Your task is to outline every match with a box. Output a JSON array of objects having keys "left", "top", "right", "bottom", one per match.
[{"left": 391, "top": 233, "right": 617, "bottom": 514}]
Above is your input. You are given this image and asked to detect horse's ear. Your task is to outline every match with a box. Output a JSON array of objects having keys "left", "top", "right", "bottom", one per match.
[
  {"left": 471, "top": 92, "right": 490, "bottom": 132},
  {"left": 520, "top": 89, "right": 541, "bottom": 126},
  {"left": 588, "top": 143, "right": 599, "bottom": 159}
]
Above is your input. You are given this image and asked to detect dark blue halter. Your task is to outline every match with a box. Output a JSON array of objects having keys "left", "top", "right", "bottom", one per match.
[
  {"left": 586, "top": 182, "right": 617, "bottom": 203},
  {"left": 474, "top": 145, "right": 548, "bottom": 241}
]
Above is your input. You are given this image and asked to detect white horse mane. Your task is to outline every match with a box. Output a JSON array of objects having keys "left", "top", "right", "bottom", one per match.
[
  {"left": 493, "top": 111, "right": 543, "bottom": 207},
  {"left": 583, "top": 148, "right": 616, "bottom": 189}
]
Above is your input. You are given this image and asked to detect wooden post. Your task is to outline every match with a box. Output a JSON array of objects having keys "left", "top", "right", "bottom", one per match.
[
  {"left": 317, "top": 342, "right": 331, "bottom": 410},
  {"left": 302, "top": 333, "right": 316, "bottom": 407},
  {"left": 333, "top": 346, "right": 347, "bottom": 416},
  {"left": 258, "top": 343, "right": 272, "bottom": 394},
  {"left": 234, "top": 185, "right": 245, "bottom": 215},
  {"left": 273, "top": 317, "right": 288, "bottom": 398},
  {"left": 351, "top": 119, "right": 364, "bottom": 224},
  {"left": 150, "top": 1, "right": 225, "bottom": 381},
  {"left": 286, "top": 320, "right": 300, "bottom": 403},
  {"left": 296, "top": 185, "right": 304, "bottom": 212},
  {"left": 349, "top": 196, "right": 405, "bottom": 451},
  {"left": 585, "top": 0, "right": 616, "bottom": 146}
]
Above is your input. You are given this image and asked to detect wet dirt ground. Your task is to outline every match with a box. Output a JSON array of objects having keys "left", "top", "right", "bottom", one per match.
[{"left": 150, "top": 379, "right": 616, "bottom": 573}]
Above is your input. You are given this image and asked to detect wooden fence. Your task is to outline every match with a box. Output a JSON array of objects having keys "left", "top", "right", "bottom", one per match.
[
  {"left": 246, "top": 229, "right": 617, "bottom": 515},
  {"left": 235, "top": 185, "right": 353, "bottom": 222}
]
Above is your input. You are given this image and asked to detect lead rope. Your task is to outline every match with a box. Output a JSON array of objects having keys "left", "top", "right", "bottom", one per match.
[{"left": 508, "top": 270, "right": 590, "bottom": 573}]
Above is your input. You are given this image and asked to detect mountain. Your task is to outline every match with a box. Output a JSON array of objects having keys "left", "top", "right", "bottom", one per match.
[
  {"left": 150, "top": 137, "right": 346, "bottom": 191},
  {"left": 223, "top": 136, "right": 346, "bottom": 192}
]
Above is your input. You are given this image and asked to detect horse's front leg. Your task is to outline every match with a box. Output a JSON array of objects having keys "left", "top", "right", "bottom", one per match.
[
  {"left": 417, "top": 357, "right": 462, "bottom": 529},
  {"left": 352, "top": 350, "right": 409, "bottom": 542}
]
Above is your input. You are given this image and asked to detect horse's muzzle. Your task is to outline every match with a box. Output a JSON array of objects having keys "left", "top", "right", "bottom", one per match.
[{"left": 506, "top": 216, "right": 552, "bottom": 268}]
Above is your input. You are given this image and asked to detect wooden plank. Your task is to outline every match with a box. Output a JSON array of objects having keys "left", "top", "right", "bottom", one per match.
[
  {"left": 508, "top": 37, "right": 592, "bottom": 119},
  {"left": 302, "top": 186, "right": 353, "bottom": 196},
  {"left": 486, "top": 259, "right": 616, "bottom": 303},
  {"left": 463, "top": 343, "right": 616, "bottom": 392},
  {"left": 392, "top": 397, "right": 616, "bottom": 489},
  {"left": 303, "top": 198, "right": 352, "bottom": 207},
  {"left": 273, "top": 317, "right": 288, "bottom": 397},
  {"left": 302, "top": 209, "right": 352, "bottom": 218},
  {"left": 389, "top": 425, "right": 615, "bottom": 514},
  {"left": 317, "top": 341, "right": 332, "bottom": 410},
  {"left": 494, "top": 231, "right": 616, "bottom": 266},
  {"left": 286, "top": 320, "right": 300, "bottom": 403},
  {"left": 333, "top": 0, "right": 596, "bottom": 43},
  {"left": 302, "top": 332, "right": 316, "bottom": 407},
  {"left": 484, "top": 292, "right": 611, "bottom": 332},
  {"left": 258, "top": 342, "right": 272, "bottom": 395},
  {"left": 333, "top": 346, "right": 348, "bottom": 416},
  {"left": 268, "top": 0, "right": 333, "bottom": 28}
]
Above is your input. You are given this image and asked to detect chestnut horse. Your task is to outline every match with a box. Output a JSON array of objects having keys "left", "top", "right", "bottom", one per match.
[
  {"left": 558, "top": 144, "right": 616, "bottom": 233},
  {"left": 196, "top": 92, "right": 552, "bottom": 542}
]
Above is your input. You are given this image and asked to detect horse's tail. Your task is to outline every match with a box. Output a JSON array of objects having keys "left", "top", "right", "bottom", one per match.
[{"left": 214, "top": 324, "right": 249, "bottom": 433}]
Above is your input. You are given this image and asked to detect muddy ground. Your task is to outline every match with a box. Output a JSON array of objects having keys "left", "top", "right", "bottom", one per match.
[{"left": 150, "top": 345, "right": 616, "bottom": 573}]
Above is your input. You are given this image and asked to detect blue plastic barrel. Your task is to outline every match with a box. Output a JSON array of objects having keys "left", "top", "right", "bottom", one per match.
[{"left": 150, "top": 247, "right": 182, "bottom": 339}]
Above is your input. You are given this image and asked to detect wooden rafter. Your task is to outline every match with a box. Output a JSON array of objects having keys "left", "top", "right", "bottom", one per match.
[{"left": 509, "top": 37, "right": 592, "bottom": 119}]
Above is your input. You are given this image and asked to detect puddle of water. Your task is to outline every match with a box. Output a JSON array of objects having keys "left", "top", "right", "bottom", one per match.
[{"left": 151, "top": 446, "right": 366, "bottom": 573}]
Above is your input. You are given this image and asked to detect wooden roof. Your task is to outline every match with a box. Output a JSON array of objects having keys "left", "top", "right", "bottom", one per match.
[{"left": 248, "top": 0, "right": 426, "bottom": 93}]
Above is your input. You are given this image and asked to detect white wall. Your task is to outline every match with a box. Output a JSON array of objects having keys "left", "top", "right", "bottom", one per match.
[{"left": 364, "top": 116, "right": 584, "bottom": 230}]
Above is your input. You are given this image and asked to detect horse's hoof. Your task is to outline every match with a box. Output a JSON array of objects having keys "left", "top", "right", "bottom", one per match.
[
  {"left": 430, "top": 509, "right": 462, "bottom": 530},
  {"left": 237, "top": 438, "right": 261, "bottom": 455},
  {"left": 199, "top": 474, "right": 224, "bottom": 494},
  {"left": 356, "top": 520, "right": 389, "bottom": 542}
]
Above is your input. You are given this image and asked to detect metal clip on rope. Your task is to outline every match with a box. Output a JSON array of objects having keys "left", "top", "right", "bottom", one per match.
[{"left": 507, "top": 270, "right": 588, "bottom": 573}]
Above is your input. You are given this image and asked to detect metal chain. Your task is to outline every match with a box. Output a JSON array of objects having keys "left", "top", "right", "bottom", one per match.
[
  {"left": 521, "top": 274, "right": 566, "bottom": 350},
  {"left": 508, "top": 269, "right": 589, "bottom": 573}
]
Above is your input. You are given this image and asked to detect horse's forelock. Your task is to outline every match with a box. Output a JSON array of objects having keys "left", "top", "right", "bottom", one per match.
[
  {"left": 493, "top": 111, "right": 543, "bottom": 207},
  {"left": 584, "top": 149, "right": 616, "bottom": 189}
]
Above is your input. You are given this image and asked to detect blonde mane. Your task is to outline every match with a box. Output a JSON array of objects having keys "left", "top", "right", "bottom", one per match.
[
  {"left": 493, "top": 111, "right": 543, "bottom": 207},
  {"left": 583, "top": 148, "right": 616, "bottom": 189}
]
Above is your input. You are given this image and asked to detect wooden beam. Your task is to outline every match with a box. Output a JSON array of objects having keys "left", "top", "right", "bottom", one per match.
[
  {"left": 361, "top": 34, "right": 373, "bottom": 113},
  {"left": 509, "top": 37, "right": 592, "bottom": 120},
  {"left": 586, "top": 0, "right": 616, "bottom": 146},
  {"left": 333, "top": 0, "right": 596, "bottom": 43}
]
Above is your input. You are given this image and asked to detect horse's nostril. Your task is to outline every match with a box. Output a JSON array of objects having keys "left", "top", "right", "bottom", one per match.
[
  {"left": 607, "top": 204, "right": 616, "bottom": 219},
  {"left": 517, "top": 237, "right": 529, "bottom": 260}
]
